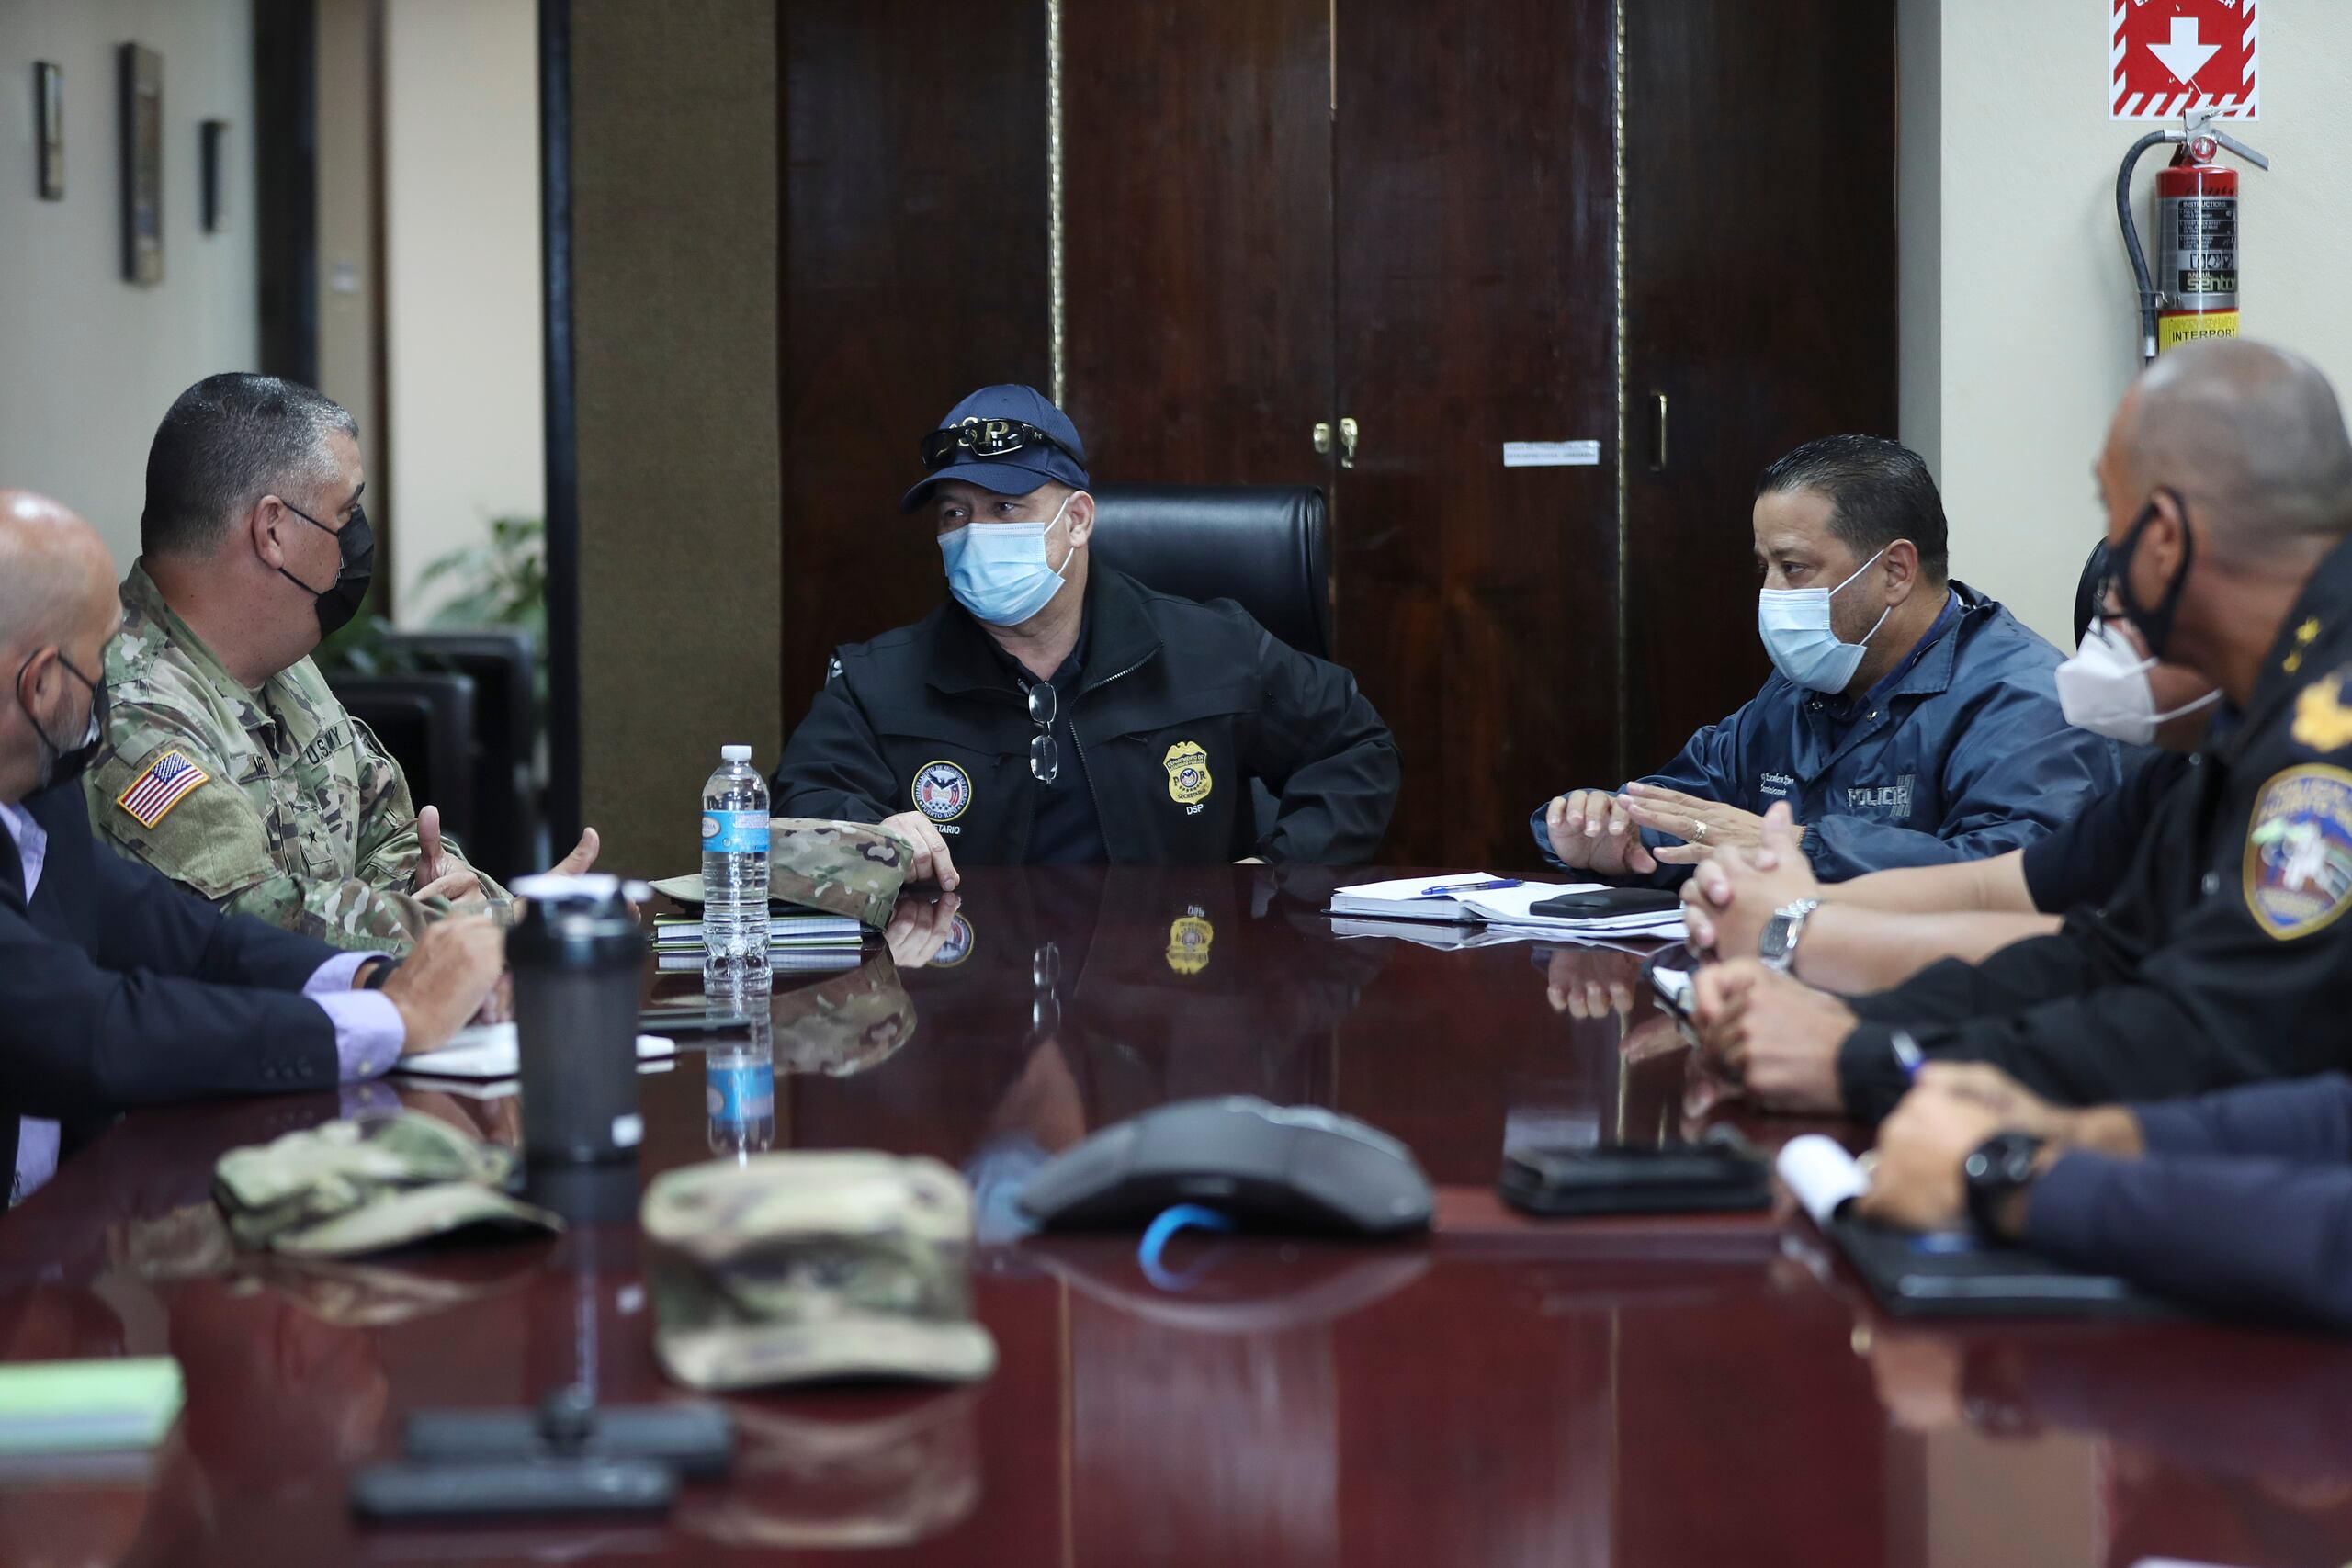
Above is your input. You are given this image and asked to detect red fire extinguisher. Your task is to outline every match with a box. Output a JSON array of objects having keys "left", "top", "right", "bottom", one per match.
[{"left": 2117, "top": 107, "right": 2268, "bottom": 367}]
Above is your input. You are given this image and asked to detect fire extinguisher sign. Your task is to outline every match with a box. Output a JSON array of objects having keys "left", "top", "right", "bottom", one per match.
[{"left": 2112, "top": 0, "right": 2258, "bottom": 120}]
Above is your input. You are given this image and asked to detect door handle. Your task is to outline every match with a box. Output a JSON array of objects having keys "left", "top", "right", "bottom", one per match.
[
  {"left": 1339, "top": 416, "right": 1360, "bottom": 469},
  {"left": 1313, "top": 421, "right": 1333, "bottom": 457},
  {"left": 1649, "top": 393, "right": 1668, "bottom": 472}
]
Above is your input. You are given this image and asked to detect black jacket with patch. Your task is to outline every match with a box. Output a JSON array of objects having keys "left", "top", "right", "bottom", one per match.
[
  {"left": 769, "top": 569, "right": 1400, "bottom": 865},
  {"left": 1840, "top": 533, "right": 2352, "bottom": 1122}
]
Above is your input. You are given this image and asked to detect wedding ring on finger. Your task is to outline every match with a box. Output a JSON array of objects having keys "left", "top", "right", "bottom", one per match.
[{"left": 1690, "top": 818, "right": 1709, "bottom": 841}]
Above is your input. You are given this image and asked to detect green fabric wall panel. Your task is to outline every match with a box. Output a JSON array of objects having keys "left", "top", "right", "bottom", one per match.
[{"left": 568, "top": 0, "right": 781, "bottom": 877}]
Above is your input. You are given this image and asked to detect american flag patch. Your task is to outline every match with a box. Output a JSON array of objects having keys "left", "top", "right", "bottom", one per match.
[{"left": 116, "top": 749, "right": 211, "bottom": 829}]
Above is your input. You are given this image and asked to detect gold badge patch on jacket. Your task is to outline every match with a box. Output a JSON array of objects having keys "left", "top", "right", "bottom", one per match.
[
  {"left": 2245, "top": 764, "right": 2352, "bottom": 940},
  {"left": 2292, "top": 671, "right": 2352, "bottom": 753},
  {"left": 1164, "top": 741, "right": 1213, "bottom": 813}
]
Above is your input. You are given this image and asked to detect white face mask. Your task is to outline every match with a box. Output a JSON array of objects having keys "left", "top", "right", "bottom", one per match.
[
  {"left": 1757, "top": 546, "right": 1893, "bottom": 693},
  {"left": 937, "top": 493, "right": 1079, "bottom": 626},
  {"left": 2055, "top": 619, "right": 2221, "bottom": 745}
]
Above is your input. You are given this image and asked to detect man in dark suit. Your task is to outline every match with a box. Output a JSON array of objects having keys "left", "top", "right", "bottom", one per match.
[{"left": 0, "top": 491, "right": 502, "bottom": 1204}]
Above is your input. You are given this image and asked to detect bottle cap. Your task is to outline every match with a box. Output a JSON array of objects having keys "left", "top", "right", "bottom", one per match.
[{"left": 721, "top": 744, "right": 752, "bottom": 763}]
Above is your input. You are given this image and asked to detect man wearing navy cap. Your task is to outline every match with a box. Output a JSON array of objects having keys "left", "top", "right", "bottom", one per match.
[{"left": 769, "top": 386, "right": 1399, "bottom": 877}]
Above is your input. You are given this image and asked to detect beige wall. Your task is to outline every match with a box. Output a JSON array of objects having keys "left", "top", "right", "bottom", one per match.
[
  {"left": 0, "top": 0, "right": 259, "bottom": 572},
  {"left": 383, "top": 0, "right": 543, "bottom": 623},
  {"left": 1901, "top": 0, "right": 2352, "bottom": 647}
]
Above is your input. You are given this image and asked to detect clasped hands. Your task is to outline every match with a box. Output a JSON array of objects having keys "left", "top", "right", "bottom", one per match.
[
  {"left": 1544, "top": 781, "right": 1796, "bottom": 876},
  {"left": 1645, "top": 798, "right": 1853, "bottom": 1112}
]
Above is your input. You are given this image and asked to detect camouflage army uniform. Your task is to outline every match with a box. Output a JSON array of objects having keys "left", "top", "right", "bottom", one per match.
[{"left": 85, "top": 563, "right": 507, "bottom": 953}]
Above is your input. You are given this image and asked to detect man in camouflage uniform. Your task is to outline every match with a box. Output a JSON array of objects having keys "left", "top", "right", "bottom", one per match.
[{"left": 85, "top": 374, "right": 595, "bottom": 953}]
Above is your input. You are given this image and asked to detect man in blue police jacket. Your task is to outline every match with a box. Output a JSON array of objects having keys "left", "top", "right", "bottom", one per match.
[{"left": 1532, "top": 435, "right": 2117, "bottom": 883}]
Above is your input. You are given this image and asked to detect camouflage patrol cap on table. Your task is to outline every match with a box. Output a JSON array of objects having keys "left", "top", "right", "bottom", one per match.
[
  {"left": 651, "top": 818, "right": 914, "bottom": 929},
  {"left": 774, "top": 953, "right": 917, "bottom": 1077},
  {"left": 213, "top": 1113, "right": 562, "bottom": 1257},
  {"left": 641, "top": 1152, "right": 996, "bottom": 1391}
]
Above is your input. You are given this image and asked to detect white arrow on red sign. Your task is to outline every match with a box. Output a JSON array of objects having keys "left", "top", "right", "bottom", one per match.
[{"left": 2148, "top": 16, "right": 2221, "bottom": 85}]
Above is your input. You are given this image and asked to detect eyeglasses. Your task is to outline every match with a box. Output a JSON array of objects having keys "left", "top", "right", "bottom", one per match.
[
  {"left": 920, "top": 417, "right": 1083, "bottom": 473},
  {"left": 1024, "top": 679, "right": 1058, "bottom": 784}
]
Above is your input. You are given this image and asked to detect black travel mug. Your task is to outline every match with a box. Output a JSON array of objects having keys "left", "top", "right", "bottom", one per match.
[{"left": 508, "top": 874, "right": 648, "bottom": 1168}]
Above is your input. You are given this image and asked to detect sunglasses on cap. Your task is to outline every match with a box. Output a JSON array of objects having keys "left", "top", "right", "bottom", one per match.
[{"left": 920, "top": 417, "right": 1083, "bottom": 473}]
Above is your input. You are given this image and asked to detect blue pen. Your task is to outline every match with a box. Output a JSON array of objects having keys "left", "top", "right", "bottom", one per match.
[
  {"left": 1420, "top": 878, "right": 1522, "bottom": 897},
  {"left": 1890, "top": 1030, "right": 1924, "bottom": 1079}
]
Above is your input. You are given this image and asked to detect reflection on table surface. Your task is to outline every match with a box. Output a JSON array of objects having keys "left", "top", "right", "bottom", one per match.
[{"left": 1, "top": 864, "right": 2346, "bottom": 1567}]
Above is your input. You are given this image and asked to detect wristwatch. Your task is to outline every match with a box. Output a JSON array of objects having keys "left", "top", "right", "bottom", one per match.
[
  {"left": 1962, "top": 1131, "right": 2045, "bottom": 1238},
  {"left": 1758, "top": 897, "right": 1822, "bottom": 975}
]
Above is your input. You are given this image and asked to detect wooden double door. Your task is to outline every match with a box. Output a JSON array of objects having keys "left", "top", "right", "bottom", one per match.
[{"left": 780, "top": 1, "right": 1896, "bottom": 866}]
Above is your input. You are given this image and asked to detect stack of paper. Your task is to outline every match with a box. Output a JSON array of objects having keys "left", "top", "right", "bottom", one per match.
[
  {"left": 393, "top": 1022, "right": 678, "bottom": 1080},
  {"left": 1327, "top": 874, "right": 1684, "bottom": 945},
  {"left": 650, "top": 913, "right": 866, "bottom": 974},
  {"left": 1455, "top": 882, "right": 1686, "bottom": 942},
  {"left": 1328, "top": 873, "right": 1534, "bottom": 923}
]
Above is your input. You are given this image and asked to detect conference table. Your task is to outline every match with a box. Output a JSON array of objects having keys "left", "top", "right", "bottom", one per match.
[{"left": 3, "top": 864, "right": 2348, "bottom": 1567}]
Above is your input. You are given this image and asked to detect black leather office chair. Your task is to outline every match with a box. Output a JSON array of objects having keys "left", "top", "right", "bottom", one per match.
[
  {"left": 2074, "top": 539, "right": 2112, "bottom": 647},
  {"left": 1088, "top": 486, "right": 1331, "bottom": 658},
  {"left": 381, "top": 629, "right": 538, "bottom": 881},
  {"left": 329, "top": 672, "right": 478, "bottom": 862},
  {"left": 1087, "top": 485, "right": 1334, "bottom": 841}
]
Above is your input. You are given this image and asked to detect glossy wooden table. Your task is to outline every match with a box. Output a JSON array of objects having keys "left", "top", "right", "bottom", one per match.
[{"left": 3, "top": 865, "right": 2347, "bottom": 1567}]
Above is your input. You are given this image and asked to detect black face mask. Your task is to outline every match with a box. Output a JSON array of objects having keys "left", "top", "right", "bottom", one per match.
[
  {"left": 16, "top": 649, "right": 107, "bottom": 791},
  {"left": 277, "top": 499, "right": 375, "bottom": 638},
  {"left": 2108, "top": 488, "right": 2195, "bottom": 663}
]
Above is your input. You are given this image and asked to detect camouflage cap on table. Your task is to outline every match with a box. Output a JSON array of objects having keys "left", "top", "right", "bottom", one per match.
[
  {"left": 213, "top": 1113, "right": 561, "bottom": 1257},
  {"left": 650, "top": 818, "right": 914, "bottom": 929},
  {"left": 641, "top": 1152, "right": 996, "bottom": 1391},
  {"left": 774, "top": 953, "right": 917, "bottom": 1077}
]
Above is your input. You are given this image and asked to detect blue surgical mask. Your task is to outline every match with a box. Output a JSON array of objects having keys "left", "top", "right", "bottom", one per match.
[
  {"left": 1757, "top": 545, "right": 1892, "bottom": 693},
  {"left": 938, "top": 494, "right": 1079, "bottom": 626}
]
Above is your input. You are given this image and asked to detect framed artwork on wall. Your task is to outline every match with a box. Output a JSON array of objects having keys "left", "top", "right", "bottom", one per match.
[
  {"left": 119, "top": 43, "right": 164, "bottom": 284},
  {"left": 35, "top": 62, "right": 62, "bottom": 199}
]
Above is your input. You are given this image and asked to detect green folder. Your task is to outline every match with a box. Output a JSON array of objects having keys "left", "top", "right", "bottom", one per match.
[{"left": 0, "top": 1358, "right": 185, "bottom": 1453}]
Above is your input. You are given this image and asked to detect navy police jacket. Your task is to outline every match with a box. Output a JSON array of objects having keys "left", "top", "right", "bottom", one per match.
[
  {"left": 1528, "top": 582, "right": 2120, "bottom": 883},
  {"left": 771, "top": 569, "right": 1400, "bottom": 865}
]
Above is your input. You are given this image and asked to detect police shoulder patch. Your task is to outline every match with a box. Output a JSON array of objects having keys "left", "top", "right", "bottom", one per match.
[
  {"left": 116, "top": 747, "right": 212, "bottom": 829},
  {"left": 2292, "top": 671, "right": 2352, "bottom": 753},
  {"left": 910, "top": 760, "right": 972, "bottom": 822},
  {"left": 2244, "top": 764, "right": 2352, "bottom": 940}
]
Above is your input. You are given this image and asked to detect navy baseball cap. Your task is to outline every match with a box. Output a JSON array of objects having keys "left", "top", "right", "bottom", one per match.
[{"left": 901, "top": 385, "right": 1091, "bottom": 513}]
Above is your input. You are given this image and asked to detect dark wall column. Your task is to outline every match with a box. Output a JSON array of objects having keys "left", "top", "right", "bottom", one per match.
[{"left": 560, "top": 0, "right": 783, "bottom": 874}]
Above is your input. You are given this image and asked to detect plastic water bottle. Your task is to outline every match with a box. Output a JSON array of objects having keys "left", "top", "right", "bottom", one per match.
[{"left": 700, "top": 745, "right": 769, "bottom": 961}]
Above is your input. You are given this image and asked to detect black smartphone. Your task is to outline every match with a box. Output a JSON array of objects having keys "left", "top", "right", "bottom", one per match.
[
  {"left": 1498, "top": 1141, "right": 1772, "bottom": 1217},
  {"left": 1528, "top": 886, "right": 1683, "bottom": 919}
]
